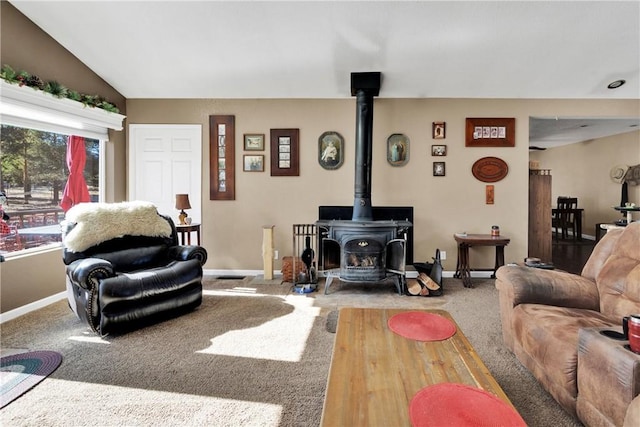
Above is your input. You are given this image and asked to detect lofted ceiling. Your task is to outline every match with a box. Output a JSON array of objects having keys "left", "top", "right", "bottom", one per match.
[{"left": 9, "top": 0, "right": 640, "bottom": 148}]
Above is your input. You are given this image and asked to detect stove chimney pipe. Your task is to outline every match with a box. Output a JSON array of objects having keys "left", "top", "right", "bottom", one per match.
[{"left": 351, "top": 72, "right": 381, "bottom": 222}]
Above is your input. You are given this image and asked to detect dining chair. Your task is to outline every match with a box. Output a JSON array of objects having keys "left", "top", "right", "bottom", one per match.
[{"left": 553, "top": 197, "right": 578, "bottom": 240}]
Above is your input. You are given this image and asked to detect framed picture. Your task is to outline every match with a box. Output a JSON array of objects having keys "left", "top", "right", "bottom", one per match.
[
  {"left": 433, "top": 122, "right": 446, "bottom": 139},
  {"left": 209, "top": 115, "right": 235, "bottom": 200},
  {"left": 318, "top": 131, "right": 344, "bottom": 170},
  {"left": 465, "top": 118, "right": 515, "bottom": 147},
  {"left": 433, "top": 161, "right": 446, "bottom": 177},
  {"left": 270, "top": 128, "right": 299, "bottom": 176},
  {"left": 243, "top": 133, "right": 264, "bottom": 151},
  {"left": 486, "top": 185, "right": 495, "bottom": 204},
  {"left": 431, "top": 145, "right": 447, "bottom": 156},
  {"left": 387, "top": 133, "right": 409, "bottom": 166},
  {"left": 243, "top": 154, "right": 264, "bottom": 172}
]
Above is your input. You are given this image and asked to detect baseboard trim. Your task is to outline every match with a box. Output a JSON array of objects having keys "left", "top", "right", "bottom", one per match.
[
  {"left": 0, "top": 291, "right": 66, "bottom": 324},
  {"left": 203, "top": 269, "right": 480, "bottom": 280},
  {"left": 1, "top": 269, "right": 486, "bottom": 322}
]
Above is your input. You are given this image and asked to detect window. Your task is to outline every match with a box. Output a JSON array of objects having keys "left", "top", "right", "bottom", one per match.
[
  {"left": 0, "top": 80, "right": 124, "bottom": 256},
  {"left": 0, "top": 124, "right": 102, "bottom": 255}
]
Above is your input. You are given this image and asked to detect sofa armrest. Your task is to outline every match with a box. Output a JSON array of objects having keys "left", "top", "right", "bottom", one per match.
[
  {"left": 168, "top": 245, "right": 208, "bottom": 266},
  {"left": 67, "top": 258, "right": 115, "bottom": 290},
  {"left": 577, "top": 327, "right": 640, "bottom": 427},
  {"left": 495, "top": 265, "right": 599, "bottom": 310}
]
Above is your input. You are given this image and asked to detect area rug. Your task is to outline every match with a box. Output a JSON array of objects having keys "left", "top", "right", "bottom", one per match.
[
  {"left": 409, "top": 383, "right": 527, "bottom": 427},
  {"left": 387, "top": 311, "right": 456, "bottom": 341},
  {"left": 1, "top": 350, "right": 62, "bottom": 408}
]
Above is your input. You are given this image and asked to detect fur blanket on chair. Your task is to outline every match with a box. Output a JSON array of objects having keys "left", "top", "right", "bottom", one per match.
[{"left": 63, "top": 201, "right": 173, "bottom": 253}]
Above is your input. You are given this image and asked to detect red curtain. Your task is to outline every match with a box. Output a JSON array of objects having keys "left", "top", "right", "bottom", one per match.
[{"left": 60, "top": 135, "right": 91, "bottom": 212}]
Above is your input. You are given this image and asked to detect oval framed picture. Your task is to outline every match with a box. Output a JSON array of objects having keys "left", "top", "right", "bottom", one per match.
[
  {"left": 387, "top": 133, "right": 410, "bottom": 166},
  {"left": 318, "top": 131, "right": 344, "bottom": 170}
]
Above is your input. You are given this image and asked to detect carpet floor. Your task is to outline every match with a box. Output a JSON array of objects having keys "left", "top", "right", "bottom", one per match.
[{"left": 0, "top": 276, "right": 582, "bottom": 426}]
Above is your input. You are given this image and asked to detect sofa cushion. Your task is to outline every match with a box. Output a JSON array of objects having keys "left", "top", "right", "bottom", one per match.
[
  {"left": 581, "top": 227, "right": 623, "bottom": 281},
  {"left": 513, "top": 304, "right": 617, "bottom": 411},
  {"left": 596, "top": 222, "right": 640, "bottom": 320}
]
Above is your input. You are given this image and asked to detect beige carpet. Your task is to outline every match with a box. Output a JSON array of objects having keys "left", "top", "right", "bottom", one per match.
[{"left": 0, "top": 276, "right": 581, "bottom": 426}]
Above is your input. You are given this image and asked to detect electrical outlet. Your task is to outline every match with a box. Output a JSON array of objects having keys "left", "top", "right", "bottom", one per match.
[
  {"left": 274, "top": 250, "right": 279, "bottom": 260},
  {"left": 440, "top": 251, "right": 447, "bottom": 260}
]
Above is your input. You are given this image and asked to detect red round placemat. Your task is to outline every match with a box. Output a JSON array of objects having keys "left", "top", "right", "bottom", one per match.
[
  {"left": 409, "top": 383, "right": 526, "bottom": 427},
  {"left": 387, "top": 311, "right": 456, "bottom": 341}
]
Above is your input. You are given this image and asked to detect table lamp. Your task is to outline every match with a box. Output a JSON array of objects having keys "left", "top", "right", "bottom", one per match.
[{"left": 175, "top": 194, "right": 191, "bottom": 225}]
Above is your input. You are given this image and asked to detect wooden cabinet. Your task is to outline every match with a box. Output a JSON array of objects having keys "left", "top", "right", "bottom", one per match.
[{"left": 529, "top": 170, "right": 552, "bottom": 261}]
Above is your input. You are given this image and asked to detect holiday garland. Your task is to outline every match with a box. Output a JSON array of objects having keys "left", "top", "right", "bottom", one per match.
[{"left": 0, "top": 64, "right": 120, "bottom": 114}]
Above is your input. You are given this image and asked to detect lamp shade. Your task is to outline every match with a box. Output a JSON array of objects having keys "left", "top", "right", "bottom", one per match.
[{"left": 175, "top": 194, "right": 192, "bottom": 210}]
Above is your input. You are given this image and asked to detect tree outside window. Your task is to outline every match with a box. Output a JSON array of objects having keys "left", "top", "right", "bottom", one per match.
[{"left": 0, "top": 124, "right": 100, "bottom": 254}]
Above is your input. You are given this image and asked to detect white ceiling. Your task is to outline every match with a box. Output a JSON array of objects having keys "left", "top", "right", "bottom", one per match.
[
  {"left": 530, "top": 117, "right": 640, "bottom": 149},
  {"left": 9, "top": 0, "right": 640, "bottom": 147}
]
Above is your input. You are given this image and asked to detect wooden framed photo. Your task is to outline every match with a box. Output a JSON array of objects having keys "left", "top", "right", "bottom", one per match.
[
  {"left": 243, "top": 133, "right": 264, "bottom": 151},
  {"left": 486, "top": 184, "right": 495, "bottom": 204},
  {"left": 243, "top": 154, "right": 264, "bottom": 172},
  {"left": 432, "top": 122, "right": 446, "bottom": 139},
  {"left": 209, "top": 115, "right": 235, "bottom": 200},
  {"left": 431, "top": 144, "right": 447, "bottom": 156},
  {"left": 318, "top": 131, "right": 344, "bottom": 170},
  {"left": 465, "top": 117, "right": 515, "bottom": 147},
  {"left": 387, "top": 133, "right": 410, "bottom": 166},
  {"left": 270, "top": 128, "right": 299, "bottom": 176},
  {"left": 433, "top": 161, "right": 446, "bottom": 177}
]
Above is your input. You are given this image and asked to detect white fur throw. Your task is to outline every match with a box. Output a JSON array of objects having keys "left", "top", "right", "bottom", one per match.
[{"left": 63, "top": 201, "right": 172, "bottom": 252}]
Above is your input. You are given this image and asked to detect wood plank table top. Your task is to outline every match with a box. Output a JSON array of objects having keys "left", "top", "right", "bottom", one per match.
[{"left": 320, "top": 307, "right": 515, "bottom": 427}]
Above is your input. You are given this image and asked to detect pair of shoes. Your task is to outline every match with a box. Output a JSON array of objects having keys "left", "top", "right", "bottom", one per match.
[{"left": 417, "top": 273, "right": 441, "bottom": 295}]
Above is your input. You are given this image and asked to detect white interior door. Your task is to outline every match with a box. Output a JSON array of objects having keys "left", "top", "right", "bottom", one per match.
[{"left": 128, "top": 124, "right": 202, "bottom": 224}]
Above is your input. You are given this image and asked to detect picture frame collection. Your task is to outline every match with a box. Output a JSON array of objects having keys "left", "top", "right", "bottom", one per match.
[
  {"left": 226, "top": 118, "right": 515, "bottom": 184},
  {"left": 242, "top": 133, "right": 265, "bottom": 172},
  {"left": 430, "top": 122, "right": 447, "bottom": 177}
]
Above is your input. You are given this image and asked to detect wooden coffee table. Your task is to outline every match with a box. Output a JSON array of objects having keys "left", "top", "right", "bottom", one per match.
[{"left": 320, "top": 308, "right": 516, "bottom": 426}]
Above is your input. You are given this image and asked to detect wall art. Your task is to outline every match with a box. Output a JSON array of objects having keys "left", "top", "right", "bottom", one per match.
[
  {"left": 270, "top": 128, "right": 299, "bottom": 176},
  {"left": 432, "top": 121, "right": 446, "bottom": 139},
  {"left": 465, "top": 117, "right": 515, "bottom": 147},
  {"left": 209, "top": 115, "right": 235, "bottom": 200},
  {"left": 244, "top": 133, "right": 264, "bottom": 151},
  {"left": 472, "top": 156, "right": 509, "bottom": 182},
  {"left": 431, "top": 144, "right": 447, "bottom": 156},
  {"left": 243, "top": 154, "right": 264, "bottom": 172},
  {"left": 387, "top": 133, "right": 409, "bottom": 166},
  {"left": 486, "top": 185, "right": 495, "bottom": 204},
  {"left": 433, "top": 161, "right": 446, "bottom": 177},
  {"left": 318, "top": 131, "right": 344, "bottom": 170}
]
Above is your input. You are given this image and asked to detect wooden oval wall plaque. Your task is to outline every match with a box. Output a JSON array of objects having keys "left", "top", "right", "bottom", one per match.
[{"left": 472, "top": 157, "right": 509, "bottom": 182}]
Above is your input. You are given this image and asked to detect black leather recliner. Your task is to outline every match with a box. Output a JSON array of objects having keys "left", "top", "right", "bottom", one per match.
[{"left": 62, "top": 202, "right": 207, "bottom": 335}]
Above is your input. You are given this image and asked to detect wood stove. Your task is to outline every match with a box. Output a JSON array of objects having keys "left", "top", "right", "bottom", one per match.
[{"left": 316, "top": 72, "right": 412, "bottom": 294}]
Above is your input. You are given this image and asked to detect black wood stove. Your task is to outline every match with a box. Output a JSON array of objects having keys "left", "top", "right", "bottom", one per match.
[{"left": 316, "top": 72, "right": 412, "bottom": 294}]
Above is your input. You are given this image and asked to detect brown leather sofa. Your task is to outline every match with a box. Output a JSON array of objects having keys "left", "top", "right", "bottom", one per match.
[{"left": 496, "top": 221, "right": 640, "bottom": 426}]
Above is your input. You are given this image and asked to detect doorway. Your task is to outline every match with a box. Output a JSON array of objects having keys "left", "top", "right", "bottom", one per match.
[{"left": 128, "top": 124, "right": 202, "bottom": 224}]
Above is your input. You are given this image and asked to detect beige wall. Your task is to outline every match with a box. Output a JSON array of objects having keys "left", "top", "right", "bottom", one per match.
[
  {"left": 2, "top": 2, "right": 639, "bottom": 313},
  {"left": 530, "top": 130, "right": 640, "bottom": 234},
  {"left": 1, "top": 2, "right": 126, "bottom": 313},
  {"left": 0, "top": 248, "right": 65, "bottom": 312},
  {"left": 126, "top": 98, "right": 639, "bottom": 274}
]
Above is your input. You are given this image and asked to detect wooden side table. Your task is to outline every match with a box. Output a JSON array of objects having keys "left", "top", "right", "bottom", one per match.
[
  {"left": 176, "top": 223, "right": 201, "bottom": 245},
  {"left": 454, "top": 233, "right": 510, "bottom": 288}
]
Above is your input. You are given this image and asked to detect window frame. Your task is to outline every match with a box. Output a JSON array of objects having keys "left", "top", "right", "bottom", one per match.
[{"left": 0, "top": 81, "right": 125, "bottom": 258}]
